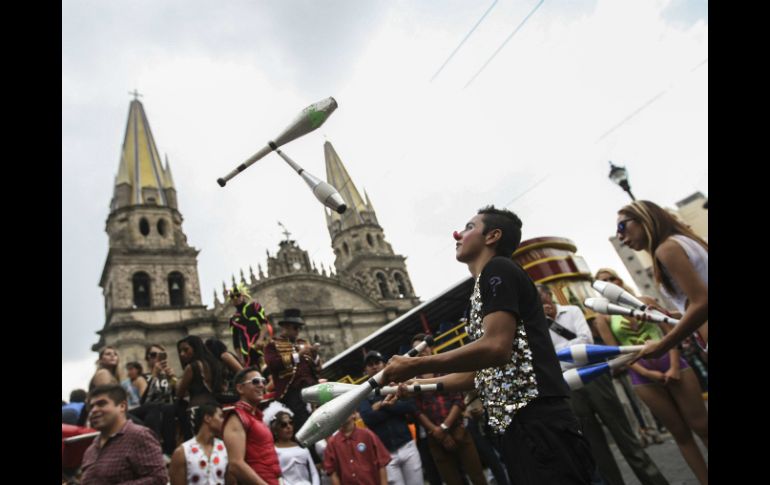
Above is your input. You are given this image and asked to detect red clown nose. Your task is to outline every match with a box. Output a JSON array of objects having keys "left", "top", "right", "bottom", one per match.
[{"left": 453, "top": 231, "right": 461, "bottom": 241}]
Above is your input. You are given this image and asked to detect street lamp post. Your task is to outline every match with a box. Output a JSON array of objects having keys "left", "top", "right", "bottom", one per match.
[{"left": 608, "top": 161, "right": 636, "bottom": 201}]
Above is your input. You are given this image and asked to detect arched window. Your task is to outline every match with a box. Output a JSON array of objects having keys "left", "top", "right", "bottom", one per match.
[
  {"left": 168, "top": 272, "right": 185, "bottom": 307},
  {"left": 394, "top": 273, "right": 408, "bottom": 297},
  {"left": 132, "top": 272, "right": 151, "bottom": 308},
  {"left": 376, "top": 272, "right": 389, "bottom": 298},
  {"left": 343, "top": 242, "right": 350, "bottom": 256},
  {"left": 367, "top": 234, "right": 374, "bottom": 247},
  {"left": 139, "top": 218, "right": 150, "bottom": 236},
  {"left": 157, "top": 219, "right": 168, "bottom": 237}
]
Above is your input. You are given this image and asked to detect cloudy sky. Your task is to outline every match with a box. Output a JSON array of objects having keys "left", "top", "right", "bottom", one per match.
[{"left": 62, "top": 0, "right": 707, "bottom": 400}]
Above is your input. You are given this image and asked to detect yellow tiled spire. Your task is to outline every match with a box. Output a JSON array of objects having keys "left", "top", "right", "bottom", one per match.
[
  {"left": 114, "top": 99, "right": 168, "bottom": 206},
  {"left": 163, "top": 154, "right": 175, "bottom": 189},
  {"left": 324, "top": 141, "right": 369, "bottom": 223}
]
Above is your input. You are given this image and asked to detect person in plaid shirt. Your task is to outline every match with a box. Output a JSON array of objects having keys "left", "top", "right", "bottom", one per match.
[
  {"left": 401, "top": 334, "right": 487, "bottom": 485},
  {"left": 81, "top": 384, "right": 168, "bottom": 485}
]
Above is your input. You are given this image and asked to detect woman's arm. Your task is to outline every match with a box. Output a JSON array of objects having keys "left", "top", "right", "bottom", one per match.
[
  {"left": 221, "top": 352, "right": 244, "bottom": 374},
  {"left": 641, "top": 240, "right": 708, "bottom": 358},
  {"left": 134, "top": 376, "right": 148, "bottom": 398},
  {"left": 176, "top": 365, "right": 193, "bottom": 399}
]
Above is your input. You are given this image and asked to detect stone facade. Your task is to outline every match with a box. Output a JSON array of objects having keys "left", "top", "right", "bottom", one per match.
[{"left": 93, "top": 100, "right": 420, "bottom": 375}]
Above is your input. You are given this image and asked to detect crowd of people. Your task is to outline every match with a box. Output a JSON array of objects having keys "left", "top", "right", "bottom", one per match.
[{"left": 62, "top": 200, "right": 708, "bottom": 485}]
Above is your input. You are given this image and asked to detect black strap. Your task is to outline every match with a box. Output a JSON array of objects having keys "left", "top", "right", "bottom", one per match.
[{"left": 548, "top": 318, "right": 577, "bottom": 341}]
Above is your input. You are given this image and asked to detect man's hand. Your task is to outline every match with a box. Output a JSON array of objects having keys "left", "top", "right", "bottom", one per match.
[
  {"left": 382, "top": 355, "right": 416, "bottom": 384},
  {"left": 298, "top": 345, "right": 314, "bottom": 357},
  {"left": 395, "top": 382, "right": 410, "bottom": 399},
  {"left": 430, "top": 427, "right": 446, "bottom": 441},
  {"left": 372, "top": 393, "right": 397, "bottom": 411},
  {"left": 152, "top": 361, "right": 164, "bottom": 378},
  {"left": 381, "top": 393, "right": 398, "bottom": 407},
  {"left": 441, "top": 434, "right": 457, "bottom": 451}
]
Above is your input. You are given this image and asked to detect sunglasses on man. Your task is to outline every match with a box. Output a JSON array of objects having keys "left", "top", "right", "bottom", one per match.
[{"left": 241, "top": 376, "right": 267, "bottom": 386}]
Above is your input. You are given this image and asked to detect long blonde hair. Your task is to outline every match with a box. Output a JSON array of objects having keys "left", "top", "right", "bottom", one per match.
[
  {"left": 618, "top": 200, "right": 708, "bottom": 294},
  {"left": 96, "top": 346, "right": 122, "bottom": 382},
  {"left": 594, "top": 268, "right": 637, "bottom": 295}
]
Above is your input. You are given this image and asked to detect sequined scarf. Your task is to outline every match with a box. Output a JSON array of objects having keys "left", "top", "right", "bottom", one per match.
[{"left": 466, "top": 276, "right": 538, "bottom": 434}]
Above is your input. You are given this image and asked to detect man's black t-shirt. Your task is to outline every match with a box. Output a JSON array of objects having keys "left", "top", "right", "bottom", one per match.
[{"left": 478, "top": 256, "right": 568, "bottom": 399}]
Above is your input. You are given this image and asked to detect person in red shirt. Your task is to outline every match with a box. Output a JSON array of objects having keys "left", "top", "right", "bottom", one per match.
[
  {"left": 323, "top": 412, "right": 390, "bottom": 485},
  {"left": 223, "top": 367, "right": 282, "bottom": 485}
]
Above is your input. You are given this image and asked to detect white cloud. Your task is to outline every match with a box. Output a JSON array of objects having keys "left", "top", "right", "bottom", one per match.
[{"left": 62, "top": 357, "right": 97, "bottom": 402}]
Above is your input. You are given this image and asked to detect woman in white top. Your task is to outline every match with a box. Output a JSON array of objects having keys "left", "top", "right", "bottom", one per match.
[
  {"left": 615, "top": 200, "right": 708, "bottom": 360},
  {"left": 270, "top": 408, "right": 320, "bottom": 485}
]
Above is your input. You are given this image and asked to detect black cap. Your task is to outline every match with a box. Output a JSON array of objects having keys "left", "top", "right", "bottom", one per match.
[
  {"left": 278, "top": 308, "right": 305, "bottom": 326},
  {"left": 364, "top": 350, "right": 385, "bottom": 365}
]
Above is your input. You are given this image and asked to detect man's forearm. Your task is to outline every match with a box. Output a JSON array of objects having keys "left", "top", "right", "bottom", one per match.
[
  {"left": 230, "top": 460, "right": 267, "bottom": 485},
  {"left": 414, "top": 372, "right": 475, "bottom": 393},
  {"left": 417, "top": 412, "right": 437, "bottom": 432},
  {"left": 416, "top": 337, "right": 510, "bottom": 376},
  {"left": 443, "top": 405, "right": 462, "bottom": 428},
  {"left": 331, "top": 471, "right": 342, "bottom": 485}
]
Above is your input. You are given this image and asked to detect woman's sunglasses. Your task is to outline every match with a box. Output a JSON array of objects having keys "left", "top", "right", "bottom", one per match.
[{"left": 616, "top": 218, "right": 634, "bottom": 235}]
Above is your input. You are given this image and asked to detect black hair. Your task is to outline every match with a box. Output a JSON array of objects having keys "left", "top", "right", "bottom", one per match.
[
  {"left": 89, "top": 384, "right": 127, "bottom": 405},
  {"left": 126, "top": 361, "right": 143, "bottom": 373},
  {"left": 233, "top": 366, "right": 261, "bottom": 389},
  {"left": 192, "top": 403, "right": 221, "bottom": 434},
  {"left": 269, "top": 410, "right": 297, "bottom": 441},
  {"left": 69, "top": 389, "right": 87, "bottom": 403},
  {"left": 477, "top": 205, "right": 523, "bottom": 257},
  {"left": 411, "top": 333, "right": 427, "bottom": 345},
  {"left": 177, "top": 335, "right": 223, "bottom": 396},
  {"left": 205, "top": 338, "right": 228, "bottom": 358}
]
